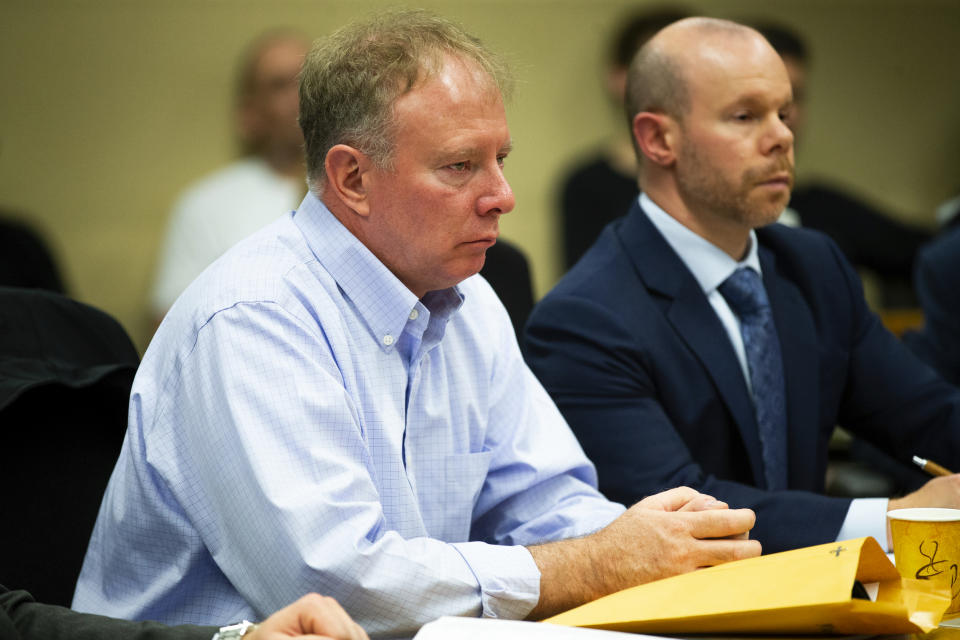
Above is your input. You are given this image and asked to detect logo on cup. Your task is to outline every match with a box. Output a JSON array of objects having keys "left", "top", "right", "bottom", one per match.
[
  {"left": 888, "top": 508, "right": 960, "bottom": 613},
  {"left": 915, "top": 539, "right": 960, "bottom": 599}
]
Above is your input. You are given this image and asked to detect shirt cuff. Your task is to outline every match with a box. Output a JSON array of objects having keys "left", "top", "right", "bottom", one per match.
[
  {"left": 450, "top": 541, "right": 541, "bottom": 621},
  {"left": 836, "top": 497, "right": 890, "bottom": 551}
]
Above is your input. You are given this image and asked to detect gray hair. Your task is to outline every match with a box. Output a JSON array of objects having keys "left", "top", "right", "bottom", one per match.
[{"left": 299, "top": 9, "right": 512, "bottom": 192}]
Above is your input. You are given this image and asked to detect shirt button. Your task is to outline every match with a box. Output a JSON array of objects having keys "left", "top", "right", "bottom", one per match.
[
  {"left": 409, "top": 309, "right": 419, "bottom": 320},
  {"left": 382, "top": 334, "right": 394, "bottom": 346}
]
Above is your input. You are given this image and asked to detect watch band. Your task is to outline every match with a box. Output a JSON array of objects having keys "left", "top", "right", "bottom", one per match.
[{"left": 212, "top": 619, "right": 258, "bottom": 640}]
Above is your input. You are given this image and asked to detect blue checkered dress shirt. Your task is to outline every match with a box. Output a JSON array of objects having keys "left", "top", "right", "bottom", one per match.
[{"left": 72, "top": 192, "right": 623, "bottom": 639}]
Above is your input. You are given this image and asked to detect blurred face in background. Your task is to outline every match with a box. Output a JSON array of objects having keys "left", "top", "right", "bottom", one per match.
[
  {"left": 779, "top": 53, "right": 808, "bottom": 146},
  {"left": 239, "top": 36, "right": 309, "bottom": 158}
]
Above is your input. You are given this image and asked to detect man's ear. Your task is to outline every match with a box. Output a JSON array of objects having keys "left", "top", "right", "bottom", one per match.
[
  {"left": 632, "top": 112, "right": 676, "bottom": 167},
  {"left": 324, "top": 144, "right": 373, "bottom": 216}
]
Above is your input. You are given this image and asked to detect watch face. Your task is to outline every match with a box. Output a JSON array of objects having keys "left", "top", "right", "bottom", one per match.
[{"left": 215, "top": 620, "right": 256, "bottom": 639}]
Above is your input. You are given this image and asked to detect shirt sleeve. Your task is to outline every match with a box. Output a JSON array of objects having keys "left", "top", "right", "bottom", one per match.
[
  {"left": 836, "top": 498, "right": 890, "bottom": 550},
  {"left": 470, "top": 306, "right": 625, "bottom": 547},
  {"left": 155, "top": 301, "right": 578, "bottom": 637},
  {"left": 455, "top": 290, "right": 625, "bottom": 612}
]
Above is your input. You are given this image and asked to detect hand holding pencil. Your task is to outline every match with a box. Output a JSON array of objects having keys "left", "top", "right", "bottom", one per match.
[
  {"left": 883, "top": 456, "right": 960, "bottom": 547},
  {"left": 887, "top": 455, "right": 960, "bottom": 517}
]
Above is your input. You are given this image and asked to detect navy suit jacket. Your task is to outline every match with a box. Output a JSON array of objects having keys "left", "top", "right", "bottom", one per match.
[{"left": 525, "top": 201, "right": 960, "bottom": 552}]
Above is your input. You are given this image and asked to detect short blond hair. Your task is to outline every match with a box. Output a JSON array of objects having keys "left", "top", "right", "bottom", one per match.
[{"left": 299, "top": 9, "right": 512, "bottom": 191}]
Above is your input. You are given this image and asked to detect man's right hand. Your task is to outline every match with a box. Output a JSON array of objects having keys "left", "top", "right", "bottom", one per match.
[
  {"left": 888, "top": 474, "right": 960, "bottom": 513},
  {"left": 886, "top": 473, "right": 960, "bottom": 547},
  {"left": 527, "top": 486, "right": 760, "bottom": 620}
]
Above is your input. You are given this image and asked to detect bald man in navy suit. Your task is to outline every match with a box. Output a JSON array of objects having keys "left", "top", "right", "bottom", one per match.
[{"left": 526, "top": 17, "right": 960, "bottom": 553}]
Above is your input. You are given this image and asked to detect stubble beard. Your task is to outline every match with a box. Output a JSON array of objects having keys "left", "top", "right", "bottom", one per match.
[{"left": 676, "top": 144, "right": 794, "bottom": 230}]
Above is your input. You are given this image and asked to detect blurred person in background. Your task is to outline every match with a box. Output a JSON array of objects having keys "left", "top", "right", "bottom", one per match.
[
  {"left": 150, "top": 30, "right": 310, "bottom": 327},
  {"left": 0, "top": 209, "right": 66, "bottom": 293},
  {"left": 558, "top": 6, "right": 690, "bottom": 270},
  {"left": 755, "top": 22, "right": 932, "bottom": 307},
  {"left": 903, "top": 225, "right": 960, "bottom": 387}
]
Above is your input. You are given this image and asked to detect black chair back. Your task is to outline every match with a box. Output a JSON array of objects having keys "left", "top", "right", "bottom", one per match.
[{"left": 0, "top": 287, "right": 139, "bottom": 606}]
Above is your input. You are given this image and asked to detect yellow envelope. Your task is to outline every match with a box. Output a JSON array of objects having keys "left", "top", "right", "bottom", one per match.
[{"left": 544, "top": 537, "right": 950, "bottom": 634}]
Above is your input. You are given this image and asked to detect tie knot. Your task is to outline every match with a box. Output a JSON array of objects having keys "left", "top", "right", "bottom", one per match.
[{"left": 718, "top": 267, "right": 769, "bottom": 318}]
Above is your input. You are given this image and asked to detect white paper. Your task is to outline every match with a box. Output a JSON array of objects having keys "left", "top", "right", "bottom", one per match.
[
  {"left": 940, "top": 615, "right": 960, "bottom": 628},
  {"left": 414, "top": 616, "right": 665, "bottom": 639}
]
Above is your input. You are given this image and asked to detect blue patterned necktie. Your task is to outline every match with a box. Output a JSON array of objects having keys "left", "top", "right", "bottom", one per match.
[{"left": 718, "top": 267, "right": 788, "bottom": 490}]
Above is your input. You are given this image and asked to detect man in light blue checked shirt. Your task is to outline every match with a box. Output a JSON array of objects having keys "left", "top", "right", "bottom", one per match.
[{"left": 73, "top": 9, "right": 759, "bottom": 639}]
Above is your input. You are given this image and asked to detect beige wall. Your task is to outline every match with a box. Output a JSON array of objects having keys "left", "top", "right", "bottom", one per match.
[{"left": 2, "top": 0, "right": 958, "bottom": 351}]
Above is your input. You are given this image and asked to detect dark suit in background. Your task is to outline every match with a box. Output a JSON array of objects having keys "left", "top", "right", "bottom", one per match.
[
  {"left": 0, "top": 215, "right": 65, "bottom": 293},
  {"left": 904, "top": 226, "right": 960, "bottom": 386},
  {"left": 525, "top": 202, "right": 960, "bottom": 552},
  {"left": 479, "top": 237, "right": 535, "bottom": 344},
  {"left": 788, "top": 184, "right": 932, "bottom": 306},
  {"left": 559, "top": 156, "right": 638, "bottom": 270}
]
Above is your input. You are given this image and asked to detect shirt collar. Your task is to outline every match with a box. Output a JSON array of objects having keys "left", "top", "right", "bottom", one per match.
[
  {"left": 640, "top": 193, "right": 762, "bottom": 295},
  {"left": 293, "top": 192, "right": 464, "bottom": 352}
]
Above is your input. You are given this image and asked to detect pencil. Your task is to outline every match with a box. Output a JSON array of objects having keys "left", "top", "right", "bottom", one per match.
[{"left": 912, "top": 455, "right": 954, "bottom": 477}]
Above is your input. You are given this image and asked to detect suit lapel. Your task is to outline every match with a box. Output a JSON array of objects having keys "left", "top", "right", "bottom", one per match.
[
  {"left": 617, "top": 205, "right": 766, "bottom": 487},
  {"left": 759, "top": 242, "right": 820, "bottom": 488}
]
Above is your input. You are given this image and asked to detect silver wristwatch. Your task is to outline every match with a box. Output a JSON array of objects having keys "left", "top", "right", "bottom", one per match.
[{"left": 212, "top": 620, "right": 258, "bottom": 640}]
